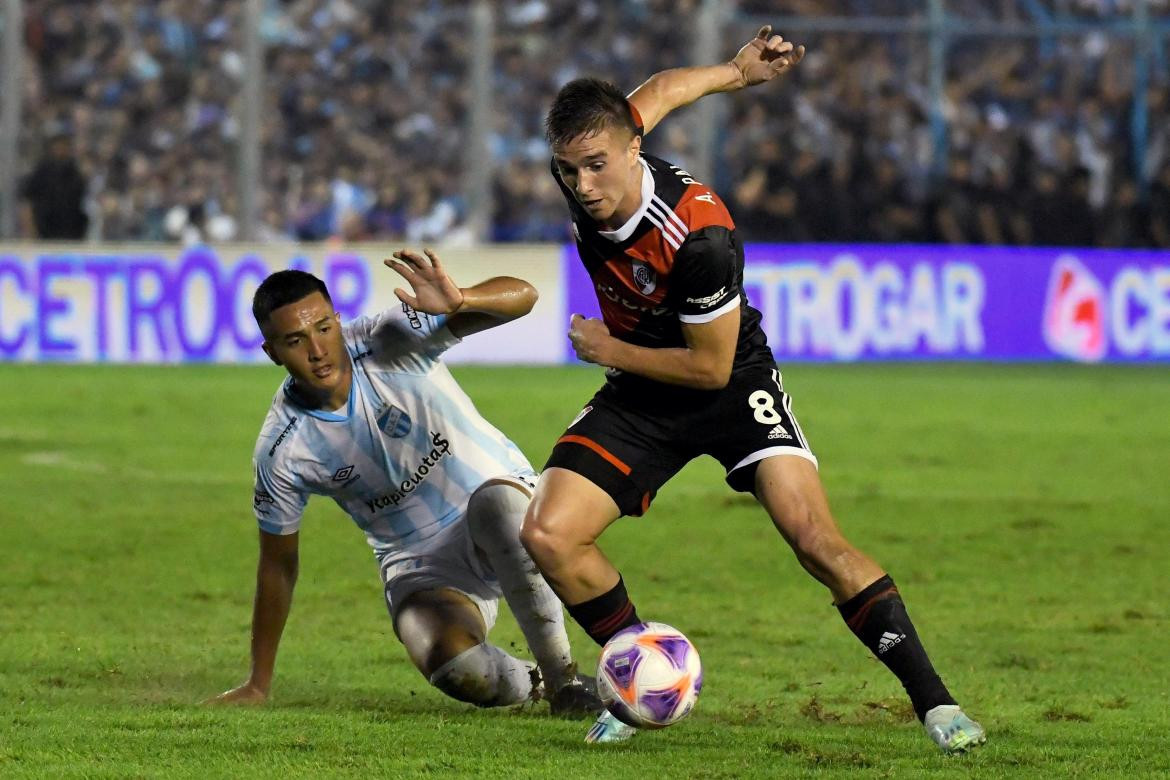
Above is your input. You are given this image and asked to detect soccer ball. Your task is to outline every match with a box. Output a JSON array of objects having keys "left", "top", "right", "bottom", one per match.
[{"left": 596, "top": 621, "right": 703, "bottom": 729}]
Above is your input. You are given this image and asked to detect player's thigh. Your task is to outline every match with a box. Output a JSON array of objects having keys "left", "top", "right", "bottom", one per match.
[
  {"left": 393, "top": 587, "right": 487, "bottom": 677},
  {"left": 705, "top": 367, "right": 819, "bottom": 493},
  {"left": 526, "top": 466, "right": 622, "bottom": 544},
  {"left": 751, "top": 453, "right": 840, "bottom": 546},
  {"left": 542, "top": 393, "right": 689, "bottom": 518}
]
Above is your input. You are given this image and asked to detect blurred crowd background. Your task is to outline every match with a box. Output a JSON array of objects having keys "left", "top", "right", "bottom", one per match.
[{"left": 9, "top": 0, "right": 1170, "bottom": 247}]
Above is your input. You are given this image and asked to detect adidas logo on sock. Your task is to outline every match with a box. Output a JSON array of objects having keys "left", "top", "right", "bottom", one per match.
[
  {"left": 767, "top": 423, "right": 792, "bottom": 440},
  {"left": 877, "top": 631, "right": 905, "bottom": 654}
]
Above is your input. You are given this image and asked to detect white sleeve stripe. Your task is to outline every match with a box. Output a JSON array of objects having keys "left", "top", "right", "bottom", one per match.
[
  {"left": 651, "top": 194, "right": 690, "bottom": 237},
  {"left": 678, "top": 295, "right": 740, "bottom": 324},
  {"left": 644, "top": 210, "right": 682, "bottom": 250},
  {"left": 646, "top": 200, "right": 687, "bottom": 246}
]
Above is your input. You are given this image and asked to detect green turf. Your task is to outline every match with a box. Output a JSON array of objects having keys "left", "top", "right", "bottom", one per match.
[{"left": 1, "top": 362, "right": 1168, "bottom": 778}]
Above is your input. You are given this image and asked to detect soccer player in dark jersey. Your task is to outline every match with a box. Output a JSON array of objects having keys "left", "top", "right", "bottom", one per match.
[{"left": 519, "top": 27, "right": 986, "bottom": 752}]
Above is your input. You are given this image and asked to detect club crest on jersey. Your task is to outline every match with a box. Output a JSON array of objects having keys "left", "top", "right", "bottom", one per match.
[
  {"left": 377, "top": 404, "right": 413, "bottom": 438},
  {"left": 631, "top": 261, "right": 657, "bottom": 295}
]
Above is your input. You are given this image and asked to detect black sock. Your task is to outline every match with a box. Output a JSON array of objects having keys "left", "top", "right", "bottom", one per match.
[
  {"left": 837, "top": 575, "right": 956, "bottom": 721},
  {"left": 566, "top": 576, "right": 641, "bottom": 647}
]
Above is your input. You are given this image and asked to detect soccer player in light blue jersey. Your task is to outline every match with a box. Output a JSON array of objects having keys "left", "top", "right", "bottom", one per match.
[{"left": 209, "top": 249, "right": 600, "bottom": 717}]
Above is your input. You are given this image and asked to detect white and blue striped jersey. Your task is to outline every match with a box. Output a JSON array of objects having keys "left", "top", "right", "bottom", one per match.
[{"left": 251, "top": 305, "right": 535, "bottom": 555}]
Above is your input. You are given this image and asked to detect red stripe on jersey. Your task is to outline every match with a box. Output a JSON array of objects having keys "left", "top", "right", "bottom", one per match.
[
  {"left": 622, "top": 221, "right": 678, "bottom": 278},
  {"left": 673, "top": 183, "right": 735, "bottom": 232}
]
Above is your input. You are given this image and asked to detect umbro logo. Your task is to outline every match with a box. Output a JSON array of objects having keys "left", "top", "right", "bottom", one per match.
[
  {"left": 767, "top": 423, "right": 792, "bottom": 440},
  {"left": 332, "top": 465, "right": 360, "bottom": 487},
  {"left": 877, "top": 631, "right": 905, "bottom": 654}
]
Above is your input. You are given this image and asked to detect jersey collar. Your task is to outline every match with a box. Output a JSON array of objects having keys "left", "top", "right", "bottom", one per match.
[
  {"left": 283, "top": 371, "right": 356, "bottom": 422},
  {"left": 597, "top": 157, "right": 653, "bottom": 244}
]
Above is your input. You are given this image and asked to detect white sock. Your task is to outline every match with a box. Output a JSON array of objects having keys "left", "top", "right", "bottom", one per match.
[
  {"left": 428, "top": 642, "right": 536, "bottom": 707},
  {"left": 467, "top": 482, "right": 576, "bottom": 691}
]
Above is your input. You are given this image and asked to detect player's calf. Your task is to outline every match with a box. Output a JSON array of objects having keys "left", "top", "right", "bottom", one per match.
[{"left": 428, "top": 642, "right": 539, "bottom": 707}]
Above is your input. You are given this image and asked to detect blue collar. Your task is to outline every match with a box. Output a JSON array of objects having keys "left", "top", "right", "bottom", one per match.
[{"left": 284, "top": 370, "right": 355, "bottom": 422}]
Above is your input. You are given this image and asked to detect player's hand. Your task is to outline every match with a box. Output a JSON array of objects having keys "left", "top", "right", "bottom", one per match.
[
  {"left": 730, "top": 25, "right": 805, "bottom": 87},
  {"left": 568, "top": 314, "right": 614, "bottom": 365},
  {"left": 204, "top": 680, "right": 268, "bottom": 705},
  {"left": 384, "top": 248, "right": 465, "bottom": 315}
]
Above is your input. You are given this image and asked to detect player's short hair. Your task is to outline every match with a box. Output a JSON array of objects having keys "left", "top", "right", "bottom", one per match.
[
  {"left": 545, "top": 78, "right": 639, "bottom": 149},
  {"left": 252, "top": 270, "right": 332, "bottom": 329}
]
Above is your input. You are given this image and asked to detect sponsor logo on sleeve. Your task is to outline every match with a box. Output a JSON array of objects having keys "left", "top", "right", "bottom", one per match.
[
  {"left": 402, "top": 303, "right": 423, "bottom": 330},
  {"left": 268, "top": 416, "right": 299, "bottom": 457},
  {"left": 253, "top": 489, "right": 276, "bottom": 514},
  {"left": 686, "top": 287, "right": 727, "bottom": 309}
]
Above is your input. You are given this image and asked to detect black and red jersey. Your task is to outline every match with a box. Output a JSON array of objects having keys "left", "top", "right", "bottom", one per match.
[{"left": 552, "top": 148, "right": 774, "bottom": 407}]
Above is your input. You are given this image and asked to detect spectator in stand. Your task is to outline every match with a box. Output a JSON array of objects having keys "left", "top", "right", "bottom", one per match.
[
  {"left": 20, "top": 128, "right": 90, "bottom": 240},
  {"left": 14, "top": 0, "right": 1170, "bottom": 247}
]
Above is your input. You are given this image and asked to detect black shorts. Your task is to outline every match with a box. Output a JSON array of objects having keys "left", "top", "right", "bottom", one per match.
[{"left": 544, "top": 367, "right": 817, "bottom": 517}]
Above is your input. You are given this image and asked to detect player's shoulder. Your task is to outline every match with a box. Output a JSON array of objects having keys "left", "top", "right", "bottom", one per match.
[
  {"left": 642, "top": 154, "right": 734, "bottom": 237},
  {"left": 253, "top": 389, "right": 306, "bottom": 466},
  {"left": 344, "top": 306, "right": 452, "bottom": 367}
]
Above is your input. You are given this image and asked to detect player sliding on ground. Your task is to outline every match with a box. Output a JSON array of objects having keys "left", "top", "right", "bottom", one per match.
[
  {"left": 209, "top": 251, "right": 600, "bottom": 718},
  {"left": 521, "top": 26, "right": 987, "bottom": 752}
]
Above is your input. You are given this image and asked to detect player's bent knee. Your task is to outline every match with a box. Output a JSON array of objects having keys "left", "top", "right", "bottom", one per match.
[
  {"left": 466, "top": 481, "right": 528, "bottom": 548},
  {"left": 518, "top": 516, "right": 557, "bottom": 565}
]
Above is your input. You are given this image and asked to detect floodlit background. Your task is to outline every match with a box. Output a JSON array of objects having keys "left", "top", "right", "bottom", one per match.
[{"left": 1, "top": 2, "right": 1168, "bottom": 777}]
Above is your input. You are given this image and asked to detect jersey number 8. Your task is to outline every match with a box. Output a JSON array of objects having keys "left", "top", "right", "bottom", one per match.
[{"left": 748, "top": 390, "right": 783, "bottom": 425}]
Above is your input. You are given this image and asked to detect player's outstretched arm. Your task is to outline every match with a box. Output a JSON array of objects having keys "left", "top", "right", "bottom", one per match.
[
  {"left": 206, "top": 530, "right": 299, "bottom": 705},
  {"left": 384, "top": 248, "right": 538, "bottom": 338},
  {"left": 628, "top": 25, "right": 804, "bottom": 135}
]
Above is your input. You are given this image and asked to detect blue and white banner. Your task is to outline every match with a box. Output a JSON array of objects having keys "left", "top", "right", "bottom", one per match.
[{"left": 0, "top": 243, "right": 566, "bottom": 364}]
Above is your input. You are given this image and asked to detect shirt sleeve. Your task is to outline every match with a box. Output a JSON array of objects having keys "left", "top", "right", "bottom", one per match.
[
  {"left": 672, "top": 226, "right": 742, "bottom": 324},
  {"left": 252, "top": 457, "right": 308, "bottom": 535},
  {"left": 349, "top": 306, "right": 461, "bottom": 373}
]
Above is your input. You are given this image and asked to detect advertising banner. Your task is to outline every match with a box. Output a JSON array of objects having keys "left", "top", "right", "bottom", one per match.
[
  {"left": 0, "top": 243, "right": 565, "bottom": 364},
  {"left": 564, "top": 244, "right": 1170, "bottom": 363}
]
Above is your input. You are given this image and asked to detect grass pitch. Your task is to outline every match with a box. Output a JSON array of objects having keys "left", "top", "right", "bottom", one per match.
[{"left": 1, "top": 362, "right": 1168, "bottom": 778}]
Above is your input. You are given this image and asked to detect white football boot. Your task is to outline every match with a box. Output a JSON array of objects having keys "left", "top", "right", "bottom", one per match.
[
  {"left": 924, "top": 704, "right": 987, "bottom": 754},
  {"left": 584, "top": 710, "right": 637, "bottom": 744}
]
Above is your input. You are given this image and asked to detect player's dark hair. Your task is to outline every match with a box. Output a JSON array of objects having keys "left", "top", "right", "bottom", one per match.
[
  {"left": 252, "top": 270, "right": 332, "bottom": 328},
  {"left": 545, "top": 78, "right": 639, "bottom": 148}
]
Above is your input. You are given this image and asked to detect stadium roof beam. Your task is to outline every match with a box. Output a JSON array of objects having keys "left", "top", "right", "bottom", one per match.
[
  {"left": 0, "top": 0, "right": 23, "bottom": 239},
  {"left": 236, "top": 0, "right": 263, "bottom": 242},
  {"left": 464, "top": 0, "right": 495, "bottom": 244}
]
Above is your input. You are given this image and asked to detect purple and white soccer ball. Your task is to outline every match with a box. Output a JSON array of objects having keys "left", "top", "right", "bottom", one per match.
[{"left": 596, "top": 621, "right": 703, "bottom": 729}]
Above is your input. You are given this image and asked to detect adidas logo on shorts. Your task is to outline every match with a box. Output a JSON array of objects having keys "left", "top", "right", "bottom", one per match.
[
  {"left": 877, "top": 631, "right": 905, "bottom": 654},
  {"left": 767, "top": 423, "right": 792, "bottom": 440}
]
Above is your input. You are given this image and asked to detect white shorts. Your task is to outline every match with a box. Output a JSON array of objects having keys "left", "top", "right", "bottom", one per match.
[
  {"left": 375, "top": 474, "right": 537, "bottom": 630},
  {"left": 377, "top": 518, "right": 502, "bottom": 630}
]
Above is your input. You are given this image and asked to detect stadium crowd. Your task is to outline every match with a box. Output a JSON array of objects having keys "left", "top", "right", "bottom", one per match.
[{"left": 14, "top": 0, "right": 1170, "bottom": 247}]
